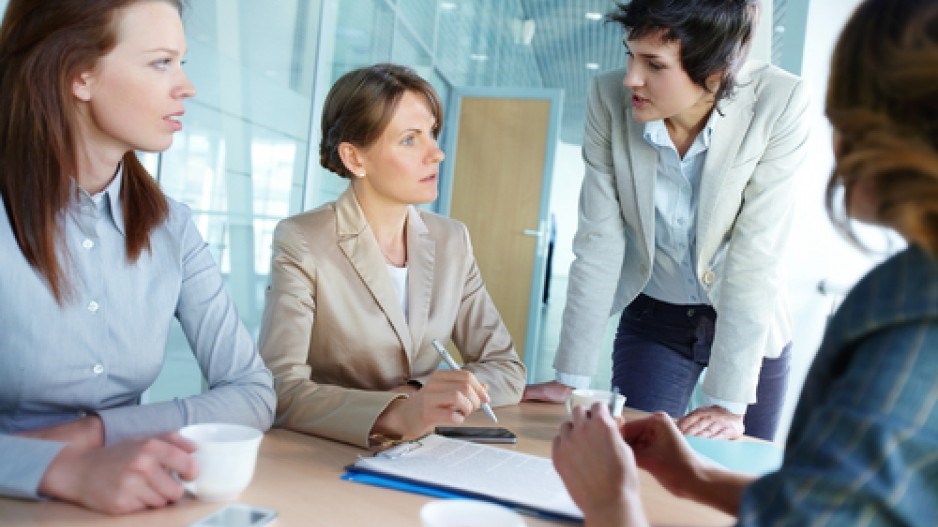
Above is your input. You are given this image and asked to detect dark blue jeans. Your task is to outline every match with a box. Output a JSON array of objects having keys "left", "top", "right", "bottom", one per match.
[{"left": 611, "top": 294, "right": 791, "bottom": 441}]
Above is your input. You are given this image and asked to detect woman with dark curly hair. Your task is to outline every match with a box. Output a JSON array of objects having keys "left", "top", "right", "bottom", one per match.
[{"left": 552, "top": 0, "right": 938, "bottom": 524}]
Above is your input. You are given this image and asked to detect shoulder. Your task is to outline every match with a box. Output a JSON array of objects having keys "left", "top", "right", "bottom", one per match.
[
  {"left": 826, "top": 246, "right": 938, "bottom": 349},
  {"left": 274, "top": 202, "right": 338, "bottom": 246},
  {"left": 738, "top": 61, "right": 806, "bottom": 109},
  {"left": 590, "top": 68, "right": 628, "bottom": 105},
  {"left": 160, "top": 194, "right": 196, "bottom": 236}
]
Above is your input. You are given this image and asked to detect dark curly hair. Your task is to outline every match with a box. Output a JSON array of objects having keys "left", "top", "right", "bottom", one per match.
[
  {"left": 607, "top": 0, "right": 760, "bottom": 103},
  {"left": 319, "top": 63, "right": 442, "bottom": 179},
  {"left": 825, "top": 0, "right": 938, "bottom": 258}
]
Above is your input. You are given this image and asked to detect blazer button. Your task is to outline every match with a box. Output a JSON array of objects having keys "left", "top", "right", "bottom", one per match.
[{"left": 701, "top": 270, "right": 716, "bottom": 285}]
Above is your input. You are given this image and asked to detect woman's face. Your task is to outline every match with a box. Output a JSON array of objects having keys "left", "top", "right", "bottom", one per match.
[
  {"left": 622, "top": 32, "right": 718, "bottom": 124},
  {"left": 353, "top": 90, "right": 445, "bottom": 207},
  {"left": 73, "top": 1, "right": 195, "bottom": 155}
]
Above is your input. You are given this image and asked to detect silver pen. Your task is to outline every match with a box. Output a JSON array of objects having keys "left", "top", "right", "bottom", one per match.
[{"left": 431, "top": 339, "right": 498, "bottom": 422}]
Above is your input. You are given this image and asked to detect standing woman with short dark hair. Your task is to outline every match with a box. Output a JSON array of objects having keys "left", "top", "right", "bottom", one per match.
[
  {"left": 552, "top": 0, "right": 938, "bottom": 524},
  {"left": 258, "top": 63, "right": 526, "bottom": 447},
  {"left": 526, "top": 0, "right": 810, "bottom": 441},
  {"left": 0, "top": 0, "right": 275, "bottom": 514}
]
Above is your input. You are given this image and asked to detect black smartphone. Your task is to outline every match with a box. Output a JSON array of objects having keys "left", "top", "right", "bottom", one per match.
[{"left": 434, "top": 426, "right": 517, "bottom": 444}]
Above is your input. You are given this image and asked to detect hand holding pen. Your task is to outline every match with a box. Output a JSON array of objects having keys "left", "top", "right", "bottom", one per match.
[{"left": 432, "top": 339, "right": 498, "bottom": 422}]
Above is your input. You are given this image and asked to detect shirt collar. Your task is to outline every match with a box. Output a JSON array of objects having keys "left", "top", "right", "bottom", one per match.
[
  {"left": 72, "top": 164, "right": 126, "bottom": 236},
  {"left": 642, "top": 111, "right": 718, "bottom": 151}
]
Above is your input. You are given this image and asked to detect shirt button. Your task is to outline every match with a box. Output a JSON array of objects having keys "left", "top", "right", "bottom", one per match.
[
  {"left": 82, "top": 239, "right": 94, "bottom": 250},
  {"left": 702, "top": 270, "right": 716, "bottom": 285},
  {"left": 87, "top": 301, "right": 99, "bottom": 313},
  {"left": 92, "top": 364, "right": 104, "bottom": 375}
]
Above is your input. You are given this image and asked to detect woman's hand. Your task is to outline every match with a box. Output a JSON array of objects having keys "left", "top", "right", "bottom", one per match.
[
  {"left": 677, "top": 406, "right": 745, "bottom": 440},
  {"left": 38, "top": 432, "right": 197, "bottom": 515},
  {"left": 552, "top": 403, "right": 649, "bottom": 527},
  {"left": 17, "top": 415, "right": 105, "bottom": 449},
  {"left": 619, "top": 412, "right": 715, "bottom": 501},
  {"left": 373, "top": 369, "right": 489, "bottom": 439},
  {"left": 622, "top": 412, "right": 755, "bottom": 514}
]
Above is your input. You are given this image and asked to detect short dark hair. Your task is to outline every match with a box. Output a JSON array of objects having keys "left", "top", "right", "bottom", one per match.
[
  {"left": 608, "top": 0, "right": 760, "bottom": 102},
  {"left": 320, "top": 63, "right": 443, "bottom": 179}
]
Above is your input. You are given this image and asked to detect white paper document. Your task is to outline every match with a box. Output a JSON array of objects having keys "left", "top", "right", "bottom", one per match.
[{"left": 350, "top": 433, "right": 583, "bottom": 520}]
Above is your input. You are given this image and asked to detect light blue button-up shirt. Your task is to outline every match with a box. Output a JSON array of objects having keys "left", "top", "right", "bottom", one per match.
[
  {"left": 641, "top": 117, "right": 713, "bottom": 305},
  {"left": 641, "top": 116, "right": 745, "bottom": 415},
  {"left": 557, "top": 117, "right": 715, "bottom": 392},
  {"left": 0, "top": 171, "right": 275, "bottom": 499}
]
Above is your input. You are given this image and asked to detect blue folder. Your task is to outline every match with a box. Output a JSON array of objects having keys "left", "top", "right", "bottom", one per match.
[{"left": 341, "top": 467, "right": 580, "bottom": 523}]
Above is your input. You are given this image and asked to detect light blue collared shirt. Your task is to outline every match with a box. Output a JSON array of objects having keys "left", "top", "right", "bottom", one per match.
[
  {"left": 0, "top": 171, "right": 275, "bottom": 499},
  {"left": 557, "top": 117, "right": 715, "bottom": 392},
  {"left": 641, "top": 117, "right": 712, "bottom": 305}
]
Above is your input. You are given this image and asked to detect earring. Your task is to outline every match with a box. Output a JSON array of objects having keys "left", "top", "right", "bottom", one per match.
[{"left": 356, "top": 172, "right": 366, "bottom": 178}]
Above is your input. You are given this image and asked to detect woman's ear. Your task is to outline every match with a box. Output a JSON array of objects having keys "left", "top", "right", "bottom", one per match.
[
  {"left": 338, "top": 142, "right": 366, "bottom": 177},
  {"left": 72, "top": 71, "right": 94, "bottom": 102},
  {"left": 705, "top": 70, "right": 725, "bottom": 95}
]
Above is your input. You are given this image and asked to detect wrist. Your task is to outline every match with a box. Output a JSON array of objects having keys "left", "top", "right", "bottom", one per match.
[
  {"left": 38, "top": 444, "right": 86, "bottom": 501},
  {"left": 85, "top": 415, "right": 105, "bottom": 448},
  {"left": 372, "top": 397, "right": 409, "bottom": 439},
  {"left": 691, "top": 463, "right": 753, "bottom": 515}
]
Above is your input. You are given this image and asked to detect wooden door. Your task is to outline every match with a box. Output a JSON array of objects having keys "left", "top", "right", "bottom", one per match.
[{"left": 440, "top": 88, "right": 562, "bottom": 373}]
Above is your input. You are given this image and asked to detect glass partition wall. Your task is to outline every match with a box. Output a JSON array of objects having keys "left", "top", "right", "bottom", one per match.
[{"left": 148, "top": 0, "right": 545, "bottom": 400}]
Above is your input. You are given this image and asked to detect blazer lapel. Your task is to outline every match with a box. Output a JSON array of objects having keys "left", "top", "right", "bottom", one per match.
[
  {"left": 624, "top": 107, "right": 658, "bottom": 258},
  {"left": 405, "top": 207, "right": 434, "bottom": 354},
  {"left": 697, "top": 75, "right": 757, "bottom": 252},
  {"left": 334, "top": 189, "right": 414, "bottom": 356}
]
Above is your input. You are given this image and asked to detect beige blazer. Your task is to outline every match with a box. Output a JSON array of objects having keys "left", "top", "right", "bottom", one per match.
[
  {"left": 258, "top": 188, "right": 525, "bottom": 447},
  {"left": 554, "top": 62, "right": 810, "bottom": 405}
]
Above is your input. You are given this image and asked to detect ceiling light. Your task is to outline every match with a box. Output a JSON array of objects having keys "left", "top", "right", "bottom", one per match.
[
  {"left": 440, "top": 2, "right": 457, "bottom": 10},
  {"left": 469, "top": 53, "right": 489, "bottom": 61},
  {"left": 585, "top": 12, "right": 602, "bottom": 21},
  {"left": 586, "top": 62, "right": 600, "bottom": 70}
]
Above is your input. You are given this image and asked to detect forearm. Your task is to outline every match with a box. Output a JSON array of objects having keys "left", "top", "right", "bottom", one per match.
[{"left": 688, "top": 465, "right": 755, "bottom": 516}]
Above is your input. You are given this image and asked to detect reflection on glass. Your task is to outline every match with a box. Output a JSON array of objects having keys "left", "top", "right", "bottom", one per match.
[{"left": 146, "top": 0, "right": 322, "bottom": 402}]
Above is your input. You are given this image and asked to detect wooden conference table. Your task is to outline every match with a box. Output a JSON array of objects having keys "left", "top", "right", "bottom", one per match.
[{"left": 0, "top": 403, "right": 737, "bottom": 526}]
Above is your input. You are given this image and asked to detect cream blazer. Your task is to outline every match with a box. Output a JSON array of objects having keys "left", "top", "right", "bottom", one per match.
[
  {"left": 258, "top": 188, "right": 525, "bottom": 447},
  {"left": 554, "top": 62, "right": 810, "bottom": 405}
]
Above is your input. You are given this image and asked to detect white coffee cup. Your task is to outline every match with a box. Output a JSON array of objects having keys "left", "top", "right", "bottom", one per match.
[
  {"left": 420, "top": 499, "right": 526, "bottom": 527},
  {"left": 565, "top": 389, "right": 626, "bottom": 418},
  {"left": 178, "top": 423, "right": 263, "bottom": 502}
]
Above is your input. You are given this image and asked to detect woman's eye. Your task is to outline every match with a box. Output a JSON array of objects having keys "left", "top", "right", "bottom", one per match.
[
  {"left": 648, "top": 62, "right": 664, "bottom": 71},
  {"left": 402, "top": 136, "right": 415, "bottom": 146},
  {"left": 152, "top": 58, "right": 172, "bottom": 70}
]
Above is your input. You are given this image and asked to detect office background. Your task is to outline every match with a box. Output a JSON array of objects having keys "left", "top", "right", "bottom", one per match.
[{"left": 1, "top": 0, "right": 891, "bottom": 441}]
